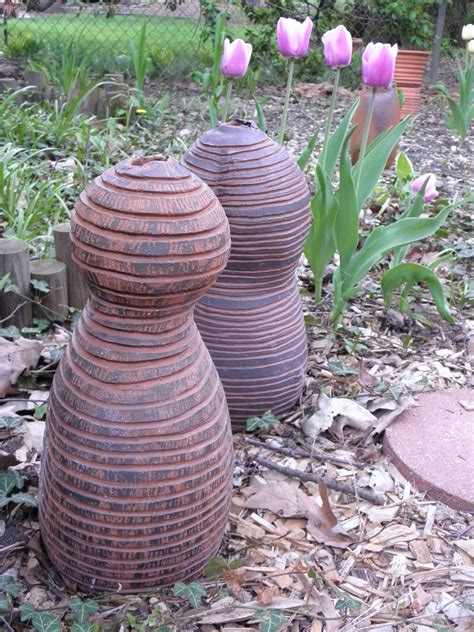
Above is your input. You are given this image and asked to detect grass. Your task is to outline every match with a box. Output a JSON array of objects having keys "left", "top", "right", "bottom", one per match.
[{"left": 4, "top": 14, "right": 211, "bottom": 76}]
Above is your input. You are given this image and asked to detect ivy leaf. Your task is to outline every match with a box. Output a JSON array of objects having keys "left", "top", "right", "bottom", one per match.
[
  {"left": 34, "top": 405, "right": 48, "bottom": 420},
  {"left": 0, "top": 470, "right": 25, "bottom": 495},
  {"left": 0, "top": 593, "right": 12, "bottom": 614},
  {"left": 30, "top": 612, "right": 61, "bottom": 632},
  {"left": 0, "top": 416, "right": 23, "bottom": 430},
  {"left": 72, "top": 623, "right": 98, "bottom": 632},
  {"left": 0, "top": 325, "right": 21, "bottom": 339},
  {"left": 30, "top": 279, "right": 50, "bottom": 294},
  {"left": 20, "top": 602, "right": 37, "bottom": 622},
  {"left": 172, "top": 581, "right": 207, "bottom": 608},
  {"left": 255, "top": 609, "right": 288, "bottom": 632},
  {"left": 69, "top": 597, "right": 99, "bottom": 624},
  {"left": 335, "top": 592, "right": 362, "bottom": 612},
  {"left": 245, "top": 411, "right": 279, "bottom": 433},
  {"left": 11, "top": 493, "right": 38, "bottom": 507},
  {"left": 0, "top": 575, "right": 22, "bottom": 597}
]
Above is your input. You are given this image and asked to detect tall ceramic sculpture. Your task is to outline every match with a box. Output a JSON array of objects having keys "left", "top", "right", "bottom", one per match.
[
  {"left": 39, "top": 156, "right": 234, "bottom": 592},
  {"left": 183, "top": 121, "right": 311, "bottom": 430}
]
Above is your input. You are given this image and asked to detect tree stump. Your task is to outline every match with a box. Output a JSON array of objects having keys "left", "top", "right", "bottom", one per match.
[
  {"left": 0, "top": 238, "right": 32, "bottom": 330},
  {"left": 30, "top": 259, "right": 69, "bottom": 322},
  {"left": 53, "top": 222, "right": 89, "bottom": 310}
]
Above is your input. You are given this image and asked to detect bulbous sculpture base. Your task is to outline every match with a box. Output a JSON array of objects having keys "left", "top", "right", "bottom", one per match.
[
  {"left": 196, "top": 277, "right": 307, "bottom": 430},
  {"left": 40, "top": 300, "right": 233, "bottom": 592}
]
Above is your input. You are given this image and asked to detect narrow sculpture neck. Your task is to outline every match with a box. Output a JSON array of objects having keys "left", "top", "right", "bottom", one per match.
[{"left": 87, "top": 295, "right": 194, "bottom": 336}]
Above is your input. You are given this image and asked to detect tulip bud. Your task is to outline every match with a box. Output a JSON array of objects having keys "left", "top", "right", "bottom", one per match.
[
  {"left": 221, "top": 38, "right": 252, "bottom": 78},
  {"left": 411, "top": 173, "right": 438, "bottom": 203},
  {"left": 462, "top": 24, "right": 474, "bottom": 40},
  {"left": 362, "top": 42, "right": 398, "bottom": 89},
  {"left": 321, "top": 25, "right": 352, "bottom": 69},
  {"left": 469, "top": 39, "right": 474, "bottom": 55},
  {"left": 277, "top": 16, "right": 313, "bottom": 58}
]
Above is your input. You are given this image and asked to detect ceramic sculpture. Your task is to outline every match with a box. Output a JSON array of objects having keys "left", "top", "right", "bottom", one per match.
[
  {"left": 183, "top": 121, "right": 311, "bottom": 430},
  {"left": 39, "top": 156, "right": 233, "bottom": 592}
]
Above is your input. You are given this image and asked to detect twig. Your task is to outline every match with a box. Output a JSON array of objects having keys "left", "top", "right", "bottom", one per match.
[
  {"left": 0, "top": 615, "right": 14, "bottom": 632},
  {"left": 245, "top": 437, "right": 357, "bottom": 467},
  {"left": 253, "top": 456, "right": 385, "bottom": 505}
]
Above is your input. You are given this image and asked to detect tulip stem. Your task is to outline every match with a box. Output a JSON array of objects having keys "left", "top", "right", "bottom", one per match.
[
  {"left": 278, "top": 59, "right": 295, "bottom": 145},
  {"left": 320, "top": 68, "right": 340, "bottom": 171},
  {"left": 354, "top": 86, "right": 377, "bottom": 195},
  {"left": 223, "top": 79, "right": 233, "bottom": 122}
]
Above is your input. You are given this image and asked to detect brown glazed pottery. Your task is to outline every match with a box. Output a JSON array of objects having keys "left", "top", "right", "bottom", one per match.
[
  {"left": 350, "top": 86, "right": 401, "bottom": 168},
  {"left": 183, "top": 121, "right": 311, "bottom": 430},
  {"left": 39, "top": 156, "right": 234, "bottom": 593}
]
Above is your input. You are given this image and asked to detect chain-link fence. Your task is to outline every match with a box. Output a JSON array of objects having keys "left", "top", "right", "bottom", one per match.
[{"left": 1, "top": 0, "right": 467, "bottom": 80}]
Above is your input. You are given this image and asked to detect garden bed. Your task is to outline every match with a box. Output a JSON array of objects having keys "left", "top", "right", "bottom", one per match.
[{"left": 0, "top": 51, "right": 473, "bottom": 631}]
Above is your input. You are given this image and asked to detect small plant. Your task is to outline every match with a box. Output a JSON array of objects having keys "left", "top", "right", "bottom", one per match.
[
  {"left": 436, "top": 57, "right": 473, "bottom": 144},
  {"left": 128, "top": 20, "right": 151, "bottom": 108},
  {"left": 255, "top": 609, "right": 288, "bottom": 632},
  {"left": 0, "top": 469, "right": 37, "bottom": 509},
  {"left": 246, "top": 410, "right": 280, "bottom": 433},
  {"left": 172, "top": 581, "right": 207, "bottom": 608}
]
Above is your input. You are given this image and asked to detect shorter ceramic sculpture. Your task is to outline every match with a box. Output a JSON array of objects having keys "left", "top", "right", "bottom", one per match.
[
  {"left": 39, "top": 156, "right": 234, "bottom": 592},
  {"left": 350, "top": 86, "right": 401, "bottom": 168},
  {"left": 183, "top": 121, "right": 311, "bottom": 430}
]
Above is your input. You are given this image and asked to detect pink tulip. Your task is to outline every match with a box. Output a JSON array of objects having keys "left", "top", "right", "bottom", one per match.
[
  {"left": 321, "top": 25, "right": 352, "bottom": 69},
  {"left": 221, "top": 38, "right": 252, "bottom": 78},
  {"left": 411, "top": 174, "right": 438, "bottom": 202},
  {"left": 277, "top": 16, "right": 313, "bottom": 58},
  {"left": 362, "top": 42, "right": 398, "bottom": 89}
]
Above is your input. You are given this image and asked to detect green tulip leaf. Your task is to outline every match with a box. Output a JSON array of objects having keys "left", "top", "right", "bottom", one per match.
[
  {"left": 395, "top": 151, "right": 414, "bottom": 181},
  {"left": 304, "top": 164, "right": 338, "bottom": 298},
  {"left": 334, "top": 130, "right": 359, "bottom": 271},
  {"left": 324, "top": 99, "right": 359, "bottom": 178},
  {"left": 297, "top": 128, "right": 318, "bottom": 171},
  {"left": 341, "top": 204, "right": 454, "bottom": 299},
  {"left": 381, "top": 262, "right": 454, "bottom": 323},
  {"left": 354, "top": 116, "right": 410, "bottom": 208}
]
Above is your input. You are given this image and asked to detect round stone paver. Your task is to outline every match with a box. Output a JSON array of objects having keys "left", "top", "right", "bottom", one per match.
[{"left": 383, "top": 389, "right": 474, "bottom": 511}]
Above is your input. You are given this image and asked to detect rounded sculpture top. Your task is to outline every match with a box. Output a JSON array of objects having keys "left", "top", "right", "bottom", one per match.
[
  {"left": 182, "top": 121, "right": 311, "bottom": 280},
  {"left": 71, "top": 156, "right": 231, "bottom": 309}
]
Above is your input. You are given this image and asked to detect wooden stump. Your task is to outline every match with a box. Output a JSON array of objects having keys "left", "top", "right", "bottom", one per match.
[
  {"left": 0, "top": 238, "right": 32, "bottom": 330},
  {"left": 30, "top": 260, "right": 68, "bottom": 322},
  {"left": 53, "top": 223, "right": 89, "bottom": 310}
]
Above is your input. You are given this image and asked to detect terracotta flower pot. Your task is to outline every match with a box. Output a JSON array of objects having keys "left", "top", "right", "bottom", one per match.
[
  {"left": 39, "top": 156, "right": 234, "bottom": 593},
  {"left": 183, "top": 121, "right": 311, "bottom": 431},
  {"left": 394, "top": 49, "right": 430, "bottom": 116},
  {"left": 394, "top": 49, "right": 430, "bottom": 87},
  {"left": 350, "top": 86, "right": 401, "bottom": 168}
]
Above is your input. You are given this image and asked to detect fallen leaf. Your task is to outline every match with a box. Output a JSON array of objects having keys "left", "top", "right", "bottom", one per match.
[
  {"left": 244, "top": 481, "right": 308, "bottom": 517},
  {"left": 301, "top": 393, "right": 376, "bottom": 439},
  {"left": 0, "top": 337, "right": 43, "bottom": 397},
  {"left": 245, "top": 481, "right": 352, "bottom": 549}
]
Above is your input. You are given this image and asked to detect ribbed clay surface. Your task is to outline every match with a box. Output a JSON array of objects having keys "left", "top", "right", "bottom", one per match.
[
  {"left": 183, "top": 121, "right": 311, "bottom": 430},
  {"left": 39, "top": 156, "right": 234, "bottom": 592}
]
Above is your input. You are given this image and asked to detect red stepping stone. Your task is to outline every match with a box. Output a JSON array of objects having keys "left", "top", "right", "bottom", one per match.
[{"left": 383, "top": 389, "right": 474, "bottom": 511}]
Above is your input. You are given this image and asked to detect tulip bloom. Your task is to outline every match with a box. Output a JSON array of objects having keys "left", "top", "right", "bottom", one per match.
[
  {"left": 362, "top": 42, "right": 398, "bottom": 89},
  {"left": 462, "top": 24, "right": 474, "bottom": 40},
  {"left": 277, "top": 17, "right": 313, "bottom": 58},
  {"left": 469, "top": 39, "right": 474, "bottom": 55},
  {"left": 221, "top": 38, "right": 252, "bottom": 78},
  {"left": 411, "top": 174, "right": 438, "bottom": 202},
  {"left": 321, "top": 25, "right": 352, "bottom": 69}
]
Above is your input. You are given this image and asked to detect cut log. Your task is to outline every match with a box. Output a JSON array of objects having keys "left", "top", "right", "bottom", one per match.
[
  {"left": 30, "top": 259, "right": 68, "bottom": 321},
  {"left": 53, "top": 223, "right": 88, "bottom": 310},
  {"left": 0, "top": 238, "right": 33, "bottom": 330}
]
